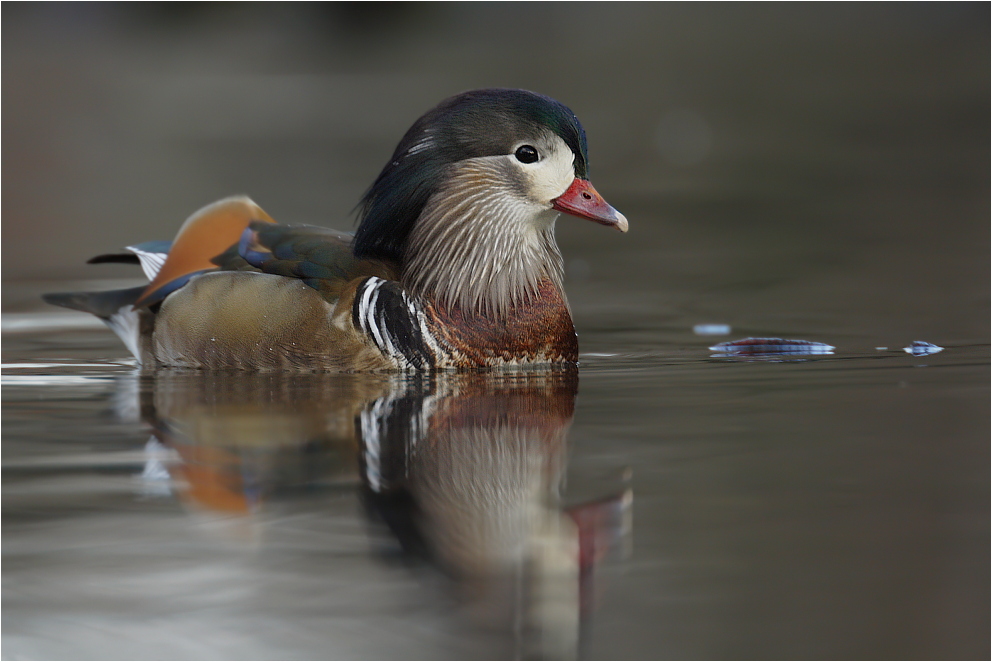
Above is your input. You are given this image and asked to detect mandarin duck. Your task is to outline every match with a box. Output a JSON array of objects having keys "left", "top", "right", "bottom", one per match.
[{"left": 45, "top": 89, "right": 627, "bottom": 371}]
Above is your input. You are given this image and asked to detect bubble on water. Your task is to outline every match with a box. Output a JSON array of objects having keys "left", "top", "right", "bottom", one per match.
[
  {"left": 903, "top": 341, "right": 943, "bottom": 356},
  {"left": 710, "top": 337, "right": 835, "bottom": 356},
  {"left": 693, "top": 323, "right": 731, "bottom": 336}
]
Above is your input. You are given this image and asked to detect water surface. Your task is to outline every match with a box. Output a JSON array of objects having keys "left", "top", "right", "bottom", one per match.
[{"left": 3, "top": 312, "right": 987, "bottom": 659}]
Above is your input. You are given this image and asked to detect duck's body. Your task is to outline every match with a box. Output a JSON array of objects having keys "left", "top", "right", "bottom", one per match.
[{"left": 45, "top": 89, "right": 626, "bottom": 371}]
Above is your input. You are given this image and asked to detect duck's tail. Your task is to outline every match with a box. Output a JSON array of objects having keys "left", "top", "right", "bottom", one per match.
[
  {"left": 43, "top": 286, "right": 149, "bottom": 360},
  {"left": 42, "top": 196, "right": 279, "bottom": 361}
]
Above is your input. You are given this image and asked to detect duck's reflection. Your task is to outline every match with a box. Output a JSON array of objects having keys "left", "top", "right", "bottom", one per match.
[
  {"left": 138, "top": 367, "right": 630, "bottom": 658},
  {"left": 142, "top": 371, "right": 388, "bottom": 517}
]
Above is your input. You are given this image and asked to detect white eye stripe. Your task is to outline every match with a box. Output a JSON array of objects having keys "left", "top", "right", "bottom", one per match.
[{"left": 511, "top": 135, "right": 576, "bottom": 203}]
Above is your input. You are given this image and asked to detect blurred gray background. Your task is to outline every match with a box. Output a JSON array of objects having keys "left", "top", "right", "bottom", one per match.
[{"left": 3, "top": 3, "right": 989, "bottom": 346}]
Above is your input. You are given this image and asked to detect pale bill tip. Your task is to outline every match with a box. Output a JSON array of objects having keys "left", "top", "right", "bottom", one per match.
[{"left": 613, "top": 210, "right": 629, "bottom": 233}]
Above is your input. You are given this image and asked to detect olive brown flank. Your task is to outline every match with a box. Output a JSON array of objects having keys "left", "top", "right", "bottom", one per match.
[{"left": 425, "top": 279, "right": 578, "bottom": 366}]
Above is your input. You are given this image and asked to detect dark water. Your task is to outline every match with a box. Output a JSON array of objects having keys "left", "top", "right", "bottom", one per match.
[{"left": 3, "top": 5, "right": 989, "bottom": 660}]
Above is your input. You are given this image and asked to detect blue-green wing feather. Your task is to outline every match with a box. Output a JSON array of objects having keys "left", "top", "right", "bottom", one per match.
[{"left": 233, "top": 221, "right": 392, "bottom": 302}]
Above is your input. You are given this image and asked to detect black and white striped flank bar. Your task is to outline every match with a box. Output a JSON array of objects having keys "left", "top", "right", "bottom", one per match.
[{"left": 352, "top": 277, "right": 440, "bottom": 369}]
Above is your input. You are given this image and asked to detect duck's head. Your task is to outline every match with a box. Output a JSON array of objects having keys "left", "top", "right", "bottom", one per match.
[{"left": 354, "top": 88, "right": 627, "bottom": 314}]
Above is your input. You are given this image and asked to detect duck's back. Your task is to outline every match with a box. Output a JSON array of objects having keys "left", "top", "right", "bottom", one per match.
[
  {"left": 149, "top": 203, "right": 407, "bottom": 371},
  {"left": 46, "top": 198, "right": 399, "bottom": 371}
]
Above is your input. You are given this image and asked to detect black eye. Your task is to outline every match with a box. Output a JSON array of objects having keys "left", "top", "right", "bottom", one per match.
[{"left": 514, "top": 145, "right": 539, "bottom": 164}]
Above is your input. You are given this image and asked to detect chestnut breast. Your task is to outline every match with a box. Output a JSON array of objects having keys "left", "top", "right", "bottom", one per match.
[{"left": 425, "top": 279, "right": 578, "bottom": 367}]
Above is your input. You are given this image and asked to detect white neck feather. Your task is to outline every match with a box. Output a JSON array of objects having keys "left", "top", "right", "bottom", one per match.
[{"left": 402, "top": 159, "right": 565, "bottom": 317}]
